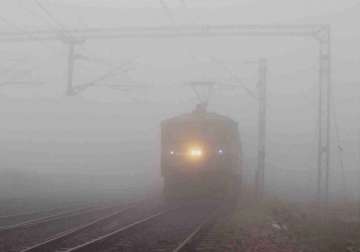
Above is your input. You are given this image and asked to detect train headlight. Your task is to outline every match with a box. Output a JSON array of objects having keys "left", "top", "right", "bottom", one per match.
[{"left": 187, "top": 146, "right": 203, "bottom": 160}]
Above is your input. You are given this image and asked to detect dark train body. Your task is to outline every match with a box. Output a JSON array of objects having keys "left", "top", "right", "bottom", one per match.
[{"left": 161, "top": 104, "right": 241, "bottom": 200}]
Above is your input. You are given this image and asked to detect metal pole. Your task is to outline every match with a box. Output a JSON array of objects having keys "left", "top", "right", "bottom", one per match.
[
  {"left": 315, "top": 26, "right": 331, "bottom": 206},
  {"left": 66, "top": 42, "right": 75, "bottom": 95},
  {"left": 317, "top": 48, "right": 323, "bottom": 204},
  {"left": 256, "top": 58, "right": 267, "bottom": 200},
  {"left": 325, "top": 29, "right": 332, "bottom": 206},
  {"left": 358, "top": 130, "right": 360, "bottom": 220}
]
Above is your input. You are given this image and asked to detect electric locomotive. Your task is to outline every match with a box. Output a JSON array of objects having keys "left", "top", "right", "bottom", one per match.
[{"left": 161, "top": 103, "right": 241, "bottom": 200}]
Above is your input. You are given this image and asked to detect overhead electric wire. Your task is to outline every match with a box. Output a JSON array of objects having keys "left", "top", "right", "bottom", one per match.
[
  {"left": 0, "top": 15, "right": 19, "bottom": 29},
  {"left": 33, "top": 0, "right": 66, "bottom": 31},
  {"left": 33, "top": 0, "right": 74, "bottom": 41},
  {"left": 0, "top": 11, "right": 61, "bottom": 84},
  {"left": 208, "top": 57, "right": 257, "bottom": 100},
  {"left": 171, "top": 0, "right": 257, "bottom": 101},
  {"left": 17, "top": 0, "right": 56, "bottom": 29},
  {"left": 159, "top": 0, "right": 176, "bottom": 25},
  {"left": 0, "top": 14, "right": 43, "bottom": 42},
  {"left": 158, "top": 0, "right": 200, "bottom": 98},
  {"left": 0, "top": 13, "right": 57, "bottom": 77},
  {"left": 69, "top": 59, "right": 136, "bottom": 95},
  {"left": 158, "top": 0, "right": 216, "bottom": 104},
  {"left": 0, "top": 5, "right": 65, "bottom": 52},
  {"left": 180, "top": 0, "right": 187, "bottom": 8}
]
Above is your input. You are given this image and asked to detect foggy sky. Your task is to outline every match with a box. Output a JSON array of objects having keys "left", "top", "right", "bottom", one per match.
[{"left": 0, "top": 0, "right": 360, "bottom": 201}]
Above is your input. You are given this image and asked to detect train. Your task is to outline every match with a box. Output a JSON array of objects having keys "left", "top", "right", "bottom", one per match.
[{"left": 160, "top": 103, "right": 242, "bottom": 201}]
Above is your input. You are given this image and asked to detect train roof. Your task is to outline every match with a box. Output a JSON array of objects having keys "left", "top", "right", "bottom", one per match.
[{"left": 162, "top": 107, "right": 237, "bottom": 126}]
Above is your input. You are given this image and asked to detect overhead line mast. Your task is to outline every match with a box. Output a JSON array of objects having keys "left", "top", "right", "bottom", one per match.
[{"left": 255, "top": 59, "right": 267, "bottom": 200}]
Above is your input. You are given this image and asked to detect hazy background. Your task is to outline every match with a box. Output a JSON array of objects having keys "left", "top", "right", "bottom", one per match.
[{"left": 0, "top": 0, "right": 359, "bottom": 203}]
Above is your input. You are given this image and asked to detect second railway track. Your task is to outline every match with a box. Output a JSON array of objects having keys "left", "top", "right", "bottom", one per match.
[
  {"left": 0, "top": 199, "right": 151, "bottom": 252},
  {"left": 21, "top": 198, "right": 167, "bottom": 252},
  {"left": 0, "top": 202, "right": 102, "bottom": 228},
  {"left": 1, "top": 196, "right": 231, "bottom": 252},
  {"left": 0, "top": 205, "right": 109, "bottom": 232},
  {"left": 59, "top": 199, "right": 225, "bottom": 252}
]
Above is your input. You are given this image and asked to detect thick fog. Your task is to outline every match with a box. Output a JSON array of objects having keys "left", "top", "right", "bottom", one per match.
[{"left": 0, "top": 0, "right": 359, "bottom": 203}]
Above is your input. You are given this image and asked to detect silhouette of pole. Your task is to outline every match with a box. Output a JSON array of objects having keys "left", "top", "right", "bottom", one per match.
[
  {"left": 358, "top": 131, "right": 360, "bottom": 219},
  {"left": 315, "top": 26, "right": 331, "bottom": 206},
  {"left": 64, "top": 39, "right": 85, "bottom": 95},
  {"left": 66, "top": 42, "right": 75, "bottom": 95},
  {"left": 256, "top": 59, "right": 267, "bottom": 200}
]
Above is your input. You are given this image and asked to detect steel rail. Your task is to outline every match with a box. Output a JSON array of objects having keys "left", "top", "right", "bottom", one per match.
[
  {"left": 21, "top": 202, "right": 139, "bottom": 252},
  {"left": 0, "top": 203, "right": 94, "bottom": 223},
  {"left": 172, "top": 209, "right": 219, "bottom": 252},
  {"left": 0, "top": 204, "right": 115, "bottom": 233},
  {"left": 66, "top": 209, "right": 172, "bottom": 252}
]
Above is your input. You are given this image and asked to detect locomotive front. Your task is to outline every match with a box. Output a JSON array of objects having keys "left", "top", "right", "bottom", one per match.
[{"left": 161, "top": 105, "right": 241, "bottom": 200}]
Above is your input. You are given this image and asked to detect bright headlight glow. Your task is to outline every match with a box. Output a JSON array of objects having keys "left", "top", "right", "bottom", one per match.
[
  {"left": 190, "top": 149, "right": 202, "bottom": 157},
  {"left": 187, "top": 146, "right": 203, "bottom": 160}
]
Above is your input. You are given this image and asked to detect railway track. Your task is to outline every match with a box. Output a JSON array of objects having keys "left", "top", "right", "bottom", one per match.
[
  {"left": 0, "top": 202, "right": 103, "bottom": 228},
  {"left": 40, "top": 199, "right": 225, "bottom": 252},
  {"left": 0, "top": 210, "right": 60, "bottom": 227},
  {"left": 0, "top": 200, "right": 140, "bottom": 252},
  {"left": 0, "top": 204, "right": 116, "bottom": 233},
  {"left": 173, "top": 209, "right": 219, "bottom": 252},
  {"left": 0, "top": 196, "right": 230, "bottom": 252},
  {"left": 21, "top": 199, "right": 166, "bottom": 252}
]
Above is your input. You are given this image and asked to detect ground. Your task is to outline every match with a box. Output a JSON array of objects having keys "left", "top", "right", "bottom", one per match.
[{"left": 203, "top": 196, "right": 360, "bottom": 252}]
